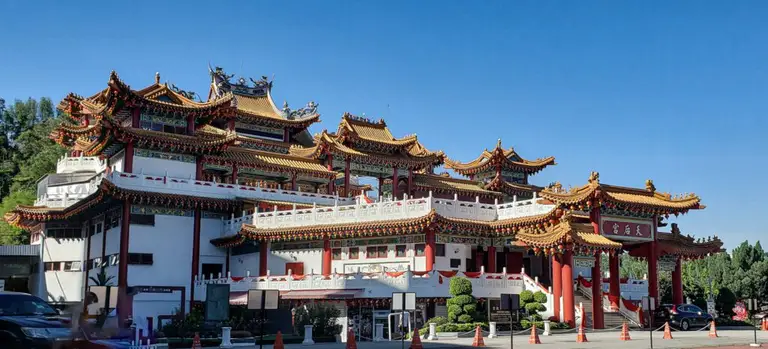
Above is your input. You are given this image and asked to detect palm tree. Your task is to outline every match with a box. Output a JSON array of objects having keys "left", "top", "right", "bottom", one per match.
[{"left": 89, "top": 268, "right": 115, "bottom": 286}]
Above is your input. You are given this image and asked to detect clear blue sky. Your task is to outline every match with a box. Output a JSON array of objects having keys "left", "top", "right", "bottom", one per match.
[{"left": 1, "top": 1, "right": 765, "bottom": 250}]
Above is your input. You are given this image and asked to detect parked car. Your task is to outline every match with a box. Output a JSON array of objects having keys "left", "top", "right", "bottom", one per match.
[
  {"left": 0, "top": 291, "right": 73, "bottom": 348},
  {"left": 655, "top": 303, "right": 713, "bottom": 331}
]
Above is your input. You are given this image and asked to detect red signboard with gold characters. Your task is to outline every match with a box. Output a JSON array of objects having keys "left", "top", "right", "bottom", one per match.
[{"left": 600, "top": 217, "right": 654, "bottom": 241}]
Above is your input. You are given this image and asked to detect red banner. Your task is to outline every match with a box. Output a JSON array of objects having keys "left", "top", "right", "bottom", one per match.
[{"left": 602, "top": 219, "right": 653, "bottom": 240}]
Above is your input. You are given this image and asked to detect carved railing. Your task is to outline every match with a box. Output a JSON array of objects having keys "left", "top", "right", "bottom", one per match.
[
  {"left": 56, "top": 155, "right": 107, "bottom": 174},
  {"left": 496, "top": 193, "right": 555, "bottom": 220}
]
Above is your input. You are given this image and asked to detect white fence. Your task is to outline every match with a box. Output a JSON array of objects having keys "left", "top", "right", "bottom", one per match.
[{"left": 56, "top": 155, "right": 107, "bottom": 174}]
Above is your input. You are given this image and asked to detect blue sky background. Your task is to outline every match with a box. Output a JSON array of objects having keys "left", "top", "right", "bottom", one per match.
[{"left": 1, "top": 1, "right": 765, "bottom": 250}]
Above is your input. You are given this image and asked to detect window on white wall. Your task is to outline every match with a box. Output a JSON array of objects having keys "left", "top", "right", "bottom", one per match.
[
  {"left": 348, "top": 248, "right": 359, "bottom": 260},
  {"left": 450, "top": 259, "right": 461, "bottom": 269},
  {"left": 414, "top": 244, "right": 425, "bottom": 257},
  {"left": 436, "top": 244, "right": 446, "bottom": 257},
  {"left": 395, "top": 245, "right": 407, "bottom": 257}
]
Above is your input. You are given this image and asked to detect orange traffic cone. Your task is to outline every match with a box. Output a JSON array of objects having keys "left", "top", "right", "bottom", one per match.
[
  {"left": 662, "top": 322, "right": 673, "bottom": 339},
  {"left": 619, "top": 322, "right": 631, "bottom": 341},
  {"left": 410, "top": 326, "right": 423, "bottom": 349},
  {"left": 346, "top": 328, "right": 357, "bottom": 349},
  {"left": 762, "top": 318, "right": 768, "bottom": 331},
  {"left": 529, "top": 324, "right": 541, "bottom": 344},
  {"left": 576, "top": 306, "right": 588, "bottom": 343},
  {"left": 708, "top": 320, "right": 718, "bottom": 338},
  {"left": 191, "top": 332, "right": 202, "bottom": 349},
  {"left": 472, "top": 325, "right": 485, "bottom": 347},
  {"left": 274, "top": 331, "right": 285, "bottom": 349}
]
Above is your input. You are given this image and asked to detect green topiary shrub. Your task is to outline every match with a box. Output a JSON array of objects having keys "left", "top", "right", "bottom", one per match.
[
  {"left": 524, "top": 302, "right": 543, "bottom": 314},
  {"left": 533, "top": 291, "right": 548, "bottom": 304},
  {"left": 447, "top": 277, "right": 479, "bottom": 323},
  {"left": 457, "top": 314, "right": 474, "bottom": 323},
  {"left": 449, "top": 277, "right": 473, "bottom": 296},
  {"left": 520, "top": 290, "right": 534, "bottom": 303},
  {"left": 426, "top": 316, "right": 449, "bottom": 326}
]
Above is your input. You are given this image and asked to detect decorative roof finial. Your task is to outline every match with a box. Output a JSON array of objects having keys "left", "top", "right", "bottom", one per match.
[
  {"left": 588, "top": 171, "right": 600, "bottom": 184},
  {"left": 645, "top": 179, "right": 656, "bottom": 193},
  {"left": 496, "top": 138, "right": 502, "bottom": 149},
  {"left": 155, "top": 72, "right": 160, "bottom": 84}
]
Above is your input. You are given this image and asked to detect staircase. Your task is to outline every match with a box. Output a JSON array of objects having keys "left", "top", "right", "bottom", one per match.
[{"left": 576, "top": 289, "right": 641, "bottom": 329}]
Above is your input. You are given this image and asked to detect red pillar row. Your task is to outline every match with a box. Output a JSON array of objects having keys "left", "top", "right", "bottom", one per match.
[
  {"left": 259, "top": 242, "right": 269, "bottom": 276},
  {"left": 591, "top": 253, "right": 604, "bottom": 329},
  {"left": 487, "top": 246, "right": 497, "bottom": 273},
  {"left": 552, "top": 255, "right": 562, "bottom": 322},
  {"left": 475, "top": 248, "right": 484, "bottom": 272},
  {"left": 391, "top": 167, "right": 399, "bottom": 199},
  {"left": 425, "top": 230, "right": 435, "bottom": 272},
  {"left": 647, "top": 241, "right": 659, "bottom": 303},
  {"left": 124, "top": 141, "right": 134, "bottom": 173},
  {"left": 609, "top": 254, "right": 621, "bottom": 310},
  {"left": 322, "top": 238, "right": 332, "bottom": 276},
  {"left": 561, "top": 250, "right": 575, "bottom": 328},
  {"left": 506, "top": 251, "right": 523, "bottom": 273},
  {"left": 672, "top": 256, "right": 684, "bottom": 305},
  {"left": 344, "top": 159, "right": 351, "bottom": 197}
]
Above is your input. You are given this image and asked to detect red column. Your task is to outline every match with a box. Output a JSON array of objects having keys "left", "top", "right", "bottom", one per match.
[
  {"left": 195, "top": 157, "right": 203, "bottom": 180},
  {"left": 475, "top": 248, "right": 484, "bottom": 272},
  {"left": 225, "top": 248, "right": 230, "bottom": 276},
  {"left": 561, "top": 250, "right": 575, "bottom": 327},
  {"left": 487, "top": 246, "right": 497, "bottom": 273},
  {"left": 227, "top": 119, "right": 235, "bottom": 132},
  {"left": 322, "top": 238, "right": 332, "bottom": 276},
  {"left": 283, "top": 128, "right": 290, "bottom": 142},
  {"left": 187, "top": 114, "right": 195, "bottom": 135},
  {"left": 231, "top": 165, "right": 238, "bottom": 184},
  {"left": 407, "top": 170, "right": 413, "bottom": 198},
  {"left": 124, "top": 141, "right": 134, "bottom": 173},
  {"left": 291, "top": 174, "right": 297, "bottom": 191},
  {"left": 425, "top": 230, "right": 435, "bottom": 271},
  {"left": 589, "top": 207, "right": 601, "bottom": 234},
  {"left": 327, "top": 154, "right": 335, "bottom": 194},
  {"left": 591, "top": 252, "right": 604, "bottom": 329},
  {"left": 117, "top": 200, "right": 131, "bottom": 323},
  {"left": 378, "top": 177, "right": 384, "bottom": 199},
  {"left": 344, "top": 158, "right": 351, "bottom": 197},
  {"left": 506, "top": 251, "right": 523, "bottom": 273},
  {"left": 672, "top": 256, "right": 683, "bottom": 305},
  {"left": 131, "top": 108, "right": 140, "bottom": 128},
  {"left": 609, "top": 253, "right": 621, "bottom": 310},
  {"left": 647, "top": 241, "right": 659, "bottom": 303},
  {"left": 259, "top": 242, "right": 269, "bottom": 276},
  {"left": 391, "top": 167, "right": 399, "bottom": 200},
  {"left": 552, "top": 255, "right": 562, "bottom": 322},
  {"left": 189, "top": 208, "right": 201, "bottom": 304}
]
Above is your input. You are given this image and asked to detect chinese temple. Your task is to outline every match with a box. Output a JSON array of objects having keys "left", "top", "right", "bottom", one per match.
[{"left": 5, "top": 68, "right": 723, "bottom": 337}]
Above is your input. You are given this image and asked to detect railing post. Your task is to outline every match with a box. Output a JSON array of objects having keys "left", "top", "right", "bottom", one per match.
[
  {"left": 220, "top": 327, "right": 233, "bottom": 348},
  {"left": 427, "top": 323, "right": 438, "bottom": 340},
  {"left": 488, "top": 322, "right": 497, "bottom": 338},
  {"left": 303, "top": 325, "right": 315, "bottom": 344}
]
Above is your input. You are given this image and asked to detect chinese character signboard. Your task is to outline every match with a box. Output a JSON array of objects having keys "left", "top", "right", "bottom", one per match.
[{"left": 600, "top": 217, "right": 654, "bottom": 241}]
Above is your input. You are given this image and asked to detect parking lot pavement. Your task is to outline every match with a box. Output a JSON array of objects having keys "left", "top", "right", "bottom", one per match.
[{"left": 217, "top": 329, "right": 766, "bottom": 348}]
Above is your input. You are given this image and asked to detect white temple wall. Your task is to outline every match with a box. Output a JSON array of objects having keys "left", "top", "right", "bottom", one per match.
[
  {"left": 45, "top": 182, "right": 94, "bottom": 196},
  {"left": 109, "top": 150, "right": 125, "bottom": 173},
  {"left": 230, "top": 252, "right": 258, "bottom": 277},
  {"left": 132, "top": 150, "right": 196, "bottom": 178},
  {"left": 199, "top": 216, "right": 225, "bottom": 258},
  {"left": 271, "top": 249, "right": 323, "bottom": 275},
  {"left": 42, "top": 235, "right": 85, "bottom": 263},
  {"left": 43, "top": 270, "right": 84, "bottom": 304},
  {"left": 434, "top": 243, "right": 469, "bottom": 271}
]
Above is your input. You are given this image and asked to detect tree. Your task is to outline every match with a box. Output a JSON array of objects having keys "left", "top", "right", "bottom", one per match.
[{"left": 89, "top": 268, "right": 115, "bottom": 286}]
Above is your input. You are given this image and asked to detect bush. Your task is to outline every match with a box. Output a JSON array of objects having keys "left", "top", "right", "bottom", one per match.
[
  {"left": 453, "top": 295, "right": 475, "bottom": 307},
  {"left": 293, "top": 304, "right": 342, "bottom": 337},
  {"left": 161, "top": 308, "right": 204, "bottom": 338},
  {"left": 463, "top": 304, "right": 477, "bottom": 314},
  {"left": 426, "top": 316, "right": 449, "bottom": 326},
  {"left": 533, "top": 291, "right": 548, "bottom": 304},
  {"left": 449, "top": 277, "right": 473, "bottom": 296},
  {"left": 520, "top": 290, "right": 534, "bottom": 303},
  {"left": 447, "top": 305, "right": 462, "bottom": 322},
  {"left": 457, "top": 314, "right": 474, "bottom": 323},
  {"left": 525, "top": 302, "right": 543, "bottom": 314}
]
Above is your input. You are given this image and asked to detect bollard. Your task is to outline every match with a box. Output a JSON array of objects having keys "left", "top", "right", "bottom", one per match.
[
  {"left": 488, "top": 322, "right": 498, "bottom": 338},
  {"left": 542, "top": 320, "right": 551, "bottom": 336},
  {"left": 427, "top": 323, "right": 438, "bottom": 340},
  {"left": 374, "top": 323, "right": 385, "bottom": 341},
  {"left": 220, "top": 327, "right": 233, "bottom": 348},
  {"left": 303, "top": 325, "right": 315, "bottom": 345}
]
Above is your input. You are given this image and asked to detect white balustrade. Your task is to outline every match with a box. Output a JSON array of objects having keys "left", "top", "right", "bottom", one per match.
[
  {"left": 56, "top": 155, "right": 107, "bottom": 174},
  {"left": 496, "top": 193, "right": 555, "bottom": 220},
  {"left": 108, "top": 172, "right": 354, "bottom": 207}
]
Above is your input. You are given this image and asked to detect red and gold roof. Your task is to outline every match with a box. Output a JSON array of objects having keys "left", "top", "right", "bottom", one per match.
[
  {"left": 655, "top": 223, "right": 724, "bottom": 258},
  {"left": 234, "top": 94, "right": 319, "bottom": 129},
  {"left": 539, "top": 172, "right": 703, "bottom": 216},
  {"left": 445, "top": 139, "right": 556, "bottom": 176},
  {"left": 484, "top": 174, "right": 542, "bottom": 197},
  {"left": 412, "top": 173, "right": 503, "bottom": 199},
  {"left": 513, "top": 214, "right": 622, "bottom": 253},
  {"left": 202, "top": 147, "right": 335, "bottom": 179}
]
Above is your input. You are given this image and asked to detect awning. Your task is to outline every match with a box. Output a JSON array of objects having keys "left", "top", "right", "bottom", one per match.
[{"left": 229, "top": 289, "right": 363, "bottom": 305}]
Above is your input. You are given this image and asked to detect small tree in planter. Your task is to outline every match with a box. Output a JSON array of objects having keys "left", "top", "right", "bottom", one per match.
[
  {"left": 447, "top": 277, "right": 478, "bottom": 324},
  {"left": 293, "top": 303, "right": 342, "bottom": 339}
]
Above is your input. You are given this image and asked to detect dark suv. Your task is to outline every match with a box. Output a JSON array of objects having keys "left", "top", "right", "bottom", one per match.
[
  {"left": 0, "top": 291, "right": 73, "bottom": 348},
  {"left": 656, "top": 303, "right": 713, "bottom": 331}
]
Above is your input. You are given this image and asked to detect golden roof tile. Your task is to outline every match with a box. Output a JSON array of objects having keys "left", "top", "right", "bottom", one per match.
[
  {"left": 412, "top": 173, "right": 502, "bottom": 198},
  {"left": 539, "top": 172, "right": 703, "bottom": 215},
  {"left": 234, "top": 94, "right": 320, "bottom": 127},
  {"left": 203, "top": 147, "right": 334, "bottom": 178},
  {"left": 445, "top": 139, "right": 555, "bottom": 176}
]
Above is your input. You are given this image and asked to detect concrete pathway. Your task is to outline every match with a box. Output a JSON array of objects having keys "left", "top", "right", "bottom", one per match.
[{"left": 226, "top": 329, "right": 767, "bottom": 348}]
